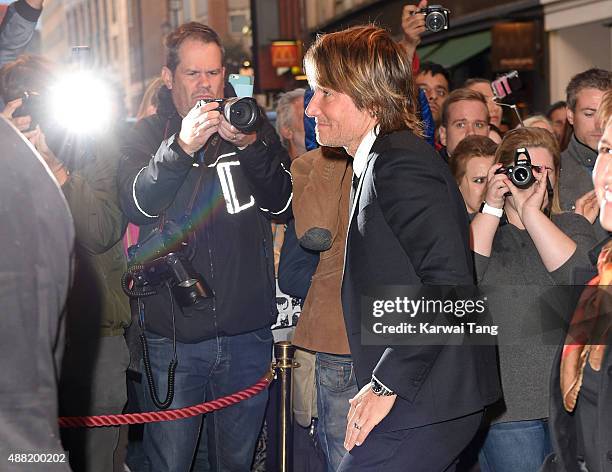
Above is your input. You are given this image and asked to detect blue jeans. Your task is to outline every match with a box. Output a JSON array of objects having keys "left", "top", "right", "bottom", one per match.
[
  {"left": 315, "top": 353, "right": 358, "bottom": 472},
  {"left": 479, "top": 419, "right": 552, "bottom": 472},
  {"left": 141, "top": 327, "right": 272, "bottom": 472}
]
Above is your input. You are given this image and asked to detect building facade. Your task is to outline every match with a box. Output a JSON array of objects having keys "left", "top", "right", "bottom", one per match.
[
  {"left": 542, "top": 0, "right": 612, "bottom": 102},
  {"left": 297, "top": 0, "right": 611, "bottom": 117},
  {"left": 40, "top": 0, "right": 253, "bottom": 115}
]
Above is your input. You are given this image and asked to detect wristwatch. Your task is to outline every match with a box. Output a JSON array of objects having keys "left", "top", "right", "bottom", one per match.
[
  {"left": 479, "top": 201, "right": 503, "bottom": 218},
  {"left": 371, "top": 376, "right": 395, "bottom": 396}
]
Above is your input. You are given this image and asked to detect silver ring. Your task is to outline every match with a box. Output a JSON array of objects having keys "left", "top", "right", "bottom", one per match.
[
  {"left": 353, "top": 422, "right": 361, "bottom": 430},
  {"left": 233, "top": 133, "right": 237, "bottom": 141}
]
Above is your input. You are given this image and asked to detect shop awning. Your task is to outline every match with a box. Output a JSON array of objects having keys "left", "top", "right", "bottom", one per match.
[{"left": 417, "top": 30, "right": 492, "bottom": 68}]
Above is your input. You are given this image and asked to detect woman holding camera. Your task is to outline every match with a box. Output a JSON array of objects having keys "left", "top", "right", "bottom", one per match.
[{"left": 470, "top": 127, "right": 597, "bottom": 472}]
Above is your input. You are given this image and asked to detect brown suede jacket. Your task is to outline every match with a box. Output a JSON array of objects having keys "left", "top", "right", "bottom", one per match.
[{"left": 291, "top": 147, "right": 352, "bottom": 354}]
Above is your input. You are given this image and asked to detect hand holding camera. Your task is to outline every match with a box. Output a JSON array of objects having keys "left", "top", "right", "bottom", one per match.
[
  {"left": 492, "top": 148, "right": 549, "bottom": 220},
  {"left": 401, "top": 1, "right": 428, "bottom": 50},
  {"left": 504, "top": 166, "right": 548, "bottom": 222},
  {"left": 201, "top": 96, "right": 261, "bottom": 148},
  {"left": 2, "top": 98, "right": 32, "bottom": 132},
  {"left": 178, "top": 100, "right": 221, "bottom": 156},
  {"left": 483, "top": 163, "right": 510, "bottom": 210}
]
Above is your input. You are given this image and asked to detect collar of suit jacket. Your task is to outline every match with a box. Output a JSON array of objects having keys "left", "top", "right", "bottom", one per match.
[{"left": 353, "top": 125, "right": 379, "bottom": 178}]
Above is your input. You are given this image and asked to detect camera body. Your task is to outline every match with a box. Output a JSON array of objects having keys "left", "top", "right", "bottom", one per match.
[
  {"left": 495, "top": 147, "right": 534, "bottom": 189},
  {"left": 418, "top": 5, "right": 450, "bottom": 33},
  {"left": 197, "top": 97, "right": 261, "bottom": 133},
  {"left": 126, "top": 221, "right": 213, "bottom": 309},
  {"left": 13, "top": 91, "right": 45, "bottom": 129}
]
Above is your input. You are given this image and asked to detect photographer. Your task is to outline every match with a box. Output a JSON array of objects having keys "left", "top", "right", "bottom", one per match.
[
  {"left": 0, "top": 54, "right": 130, "bottom": 472},
  {"left": 470, "top": 127, "right": 597, "bottom": 471},
  {"left": 117, "top": 22, "right": 292, "bottom": 471}
]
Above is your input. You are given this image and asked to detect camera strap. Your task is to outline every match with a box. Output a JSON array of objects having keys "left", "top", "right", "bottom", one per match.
[
  {"left": 544, "top": 176, "right": 554, "bottom": 218},
  {"left": 158, "top": 134, "right": 223, "bottom": 231}
]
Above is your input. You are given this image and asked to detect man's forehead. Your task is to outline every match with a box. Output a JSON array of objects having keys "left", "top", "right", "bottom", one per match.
[
  {"left": 449, "top": 100, "right": 487, "bottom": 120},
  {"left": 417, "top": 71, "right": 448, "bottom": 87},
  {"left": 177, "top": 39, "right": 223, "bottom": 67},
  {"left": 576, "top": 87, "right": 604, "bottom": 107}
]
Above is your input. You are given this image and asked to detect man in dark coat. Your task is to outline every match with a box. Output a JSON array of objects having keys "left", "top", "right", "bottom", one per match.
[
  {"left": 118, "top": 22, "right": 292, "bottom": 471},
  {"left": 303, "top": 25, "right": 500, "bottom": 471}
]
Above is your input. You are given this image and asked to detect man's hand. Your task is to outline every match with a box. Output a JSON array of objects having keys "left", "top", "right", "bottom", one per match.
[
  {"left": 575, "top": 189, "right": 599, "bottom": 224},
  {"left": 23, "top": 126, "right": 69, "bottom": 185},
  {"left": 217, "top": 114, "right": 257, "bottom": 149},
  {"left": 177, "top": 101, "right": 221, "bottom": 156},
  {"left": 2, "top": 98, "right": 32, "bottom": 132},
  {"left": 399, "top": 1, "right": 428, "bottom": 60},
  {"left": 344, "top": 383, "right": 397, "bottom": 452}
]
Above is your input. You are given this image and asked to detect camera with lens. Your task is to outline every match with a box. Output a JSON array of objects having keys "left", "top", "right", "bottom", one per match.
[
  {"left": 13, "top": 91, "right": 46, "bottom": 131},
  {"left": 418, "top": 5, "right": 450, "bottom": 33},
  {"left": 495, "top": 147, "right": 535, "bottom": 189},
  {"left": 197, "top": 97, "right": 262, "bottom": 133},
  {"left": 13, "top": 89, "right": 75, "bottom": 164},
  {"left": 123, "top": 221, "right": 213, "bottom": 309}
]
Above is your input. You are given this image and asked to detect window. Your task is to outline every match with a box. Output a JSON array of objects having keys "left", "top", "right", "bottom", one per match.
[
  {"left": 113, "top": 36, "right": 119, "bottom": 62},
  {"left": 196, "top": 0, "right": 207, "bottom": 17},
  {"left": 230, "top": 14, "right": 247, "bottom": 34},
  {"left": 127, "top": 0, "right": 133, "bottom": 27}
]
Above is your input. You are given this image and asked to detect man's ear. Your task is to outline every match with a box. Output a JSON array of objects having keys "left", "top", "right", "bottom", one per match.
[
  {"left": 566, "top": 107, "right": 574, "bottom": 127},
  {"left": 161, "top": 66, "right": 173, "bottom": 90},
  {"left": 279, "top": 125, "right": 293, "bottom": 142},
  {"left": 439, "top": 125, "right": 447, "bottom": 147}
]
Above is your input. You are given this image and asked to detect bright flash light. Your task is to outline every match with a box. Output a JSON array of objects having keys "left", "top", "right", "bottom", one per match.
[{"left": 50, "top": 71, "right": 112, "bottom": 135}]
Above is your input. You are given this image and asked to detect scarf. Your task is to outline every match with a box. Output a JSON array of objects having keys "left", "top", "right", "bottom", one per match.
[{"left": 560, "top": 240, "right": 612, "bottom": 412}]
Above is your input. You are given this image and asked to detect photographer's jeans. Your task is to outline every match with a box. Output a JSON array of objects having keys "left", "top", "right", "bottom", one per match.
[
  {"left": 478, "top": 419, "right": 552, "bottom": 472},
  {"left": 315, "top": 353, "right": 358, "bottom": 472},
  {"left": 141, "top": 327, "right": 272, "bottom": 472}
]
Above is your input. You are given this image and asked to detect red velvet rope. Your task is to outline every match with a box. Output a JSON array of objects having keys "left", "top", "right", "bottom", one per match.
[{"left": 58, "top": 371, "right": 273, "bottom": 428}]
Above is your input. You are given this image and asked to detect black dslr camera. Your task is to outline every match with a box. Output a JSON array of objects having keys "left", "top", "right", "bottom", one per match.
[
  {"left": 13, "top": 90, "right": 76, "bottom": 165},
  {"left": 495, "top": 147, "right": 534, "bottom": 189},
  {"left": 123, "top": 221, "right": 213, "bottom": 309},
  {"left": 197, "top": 97, "right": 262, "bottom": 133},
  {"left": 12, "top": 91, "right": 46, "bottom": 131},
  {"left": 418, "top": 5, "right": 450, "bottom": 33}
]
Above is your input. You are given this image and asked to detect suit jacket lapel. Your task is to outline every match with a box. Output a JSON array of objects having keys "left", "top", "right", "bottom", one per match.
[
  {"left": 342, "top": 140, "right": 384, "bottom": 281},
  {"left": 348, "top": 138, "right": 385, "bottom": 229}
]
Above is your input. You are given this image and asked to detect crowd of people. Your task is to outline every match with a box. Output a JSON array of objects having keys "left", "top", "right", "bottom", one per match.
[{"left": 0, "top": 0, "right": 611, "bottom": 472}]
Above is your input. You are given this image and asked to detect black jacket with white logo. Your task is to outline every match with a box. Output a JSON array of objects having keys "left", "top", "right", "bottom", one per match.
[{"left": 118, "top": 88, "right": 292, "bottom": 342}]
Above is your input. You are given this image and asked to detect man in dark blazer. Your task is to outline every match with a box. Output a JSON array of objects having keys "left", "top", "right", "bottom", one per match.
[{"left": 303, "top": 25, "right": 501, "bottom": 471}]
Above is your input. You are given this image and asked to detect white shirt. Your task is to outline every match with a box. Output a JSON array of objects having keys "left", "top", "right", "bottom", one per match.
[{"left": 352, "top": 126, "right": 379, "bottom": 178}]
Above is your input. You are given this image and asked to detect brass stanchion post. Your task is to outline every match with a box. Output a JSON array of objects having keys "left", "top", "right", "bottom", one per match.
[{"left": 273, "top": 341, "right": 299, "bottom": 472}]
